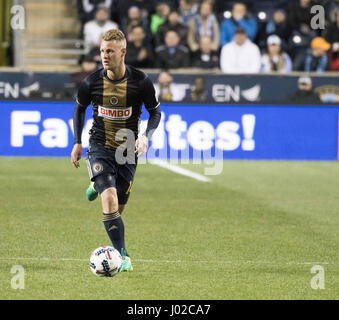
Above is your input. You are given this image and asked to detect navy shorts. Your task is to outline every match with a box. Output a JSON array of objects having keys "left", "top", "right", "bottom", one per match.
[{"left": 86, "top": 143, "right": 137, "bottom": 205}]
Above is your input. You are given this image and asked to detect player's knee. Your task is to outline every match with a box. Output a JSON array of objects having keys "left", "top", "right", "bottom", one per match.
[{"left": 101, "top": 187, "right": 119, "bottom": 213}]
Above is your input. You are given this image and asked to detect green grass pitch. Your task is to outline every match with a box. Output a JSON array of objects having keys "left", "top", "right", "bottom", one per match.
[{"left": 0, "top": 157, "right": 338, "bottom": 300}]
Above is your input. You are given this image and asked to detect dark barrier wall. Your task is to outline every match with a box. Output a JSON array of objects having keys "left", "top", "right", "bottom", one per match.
[
  {"left": 0, "top": 71, "right": 338, "bottom": 104},
  {"left": 1, "top": 101, "right": 338, "bottom": 160}
]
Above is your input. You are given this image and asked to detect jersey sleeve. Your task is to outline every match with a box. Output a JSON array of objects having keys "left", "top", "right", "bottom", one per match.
[
  {"left": 76, "top": 79, "right": 92, "bottom": 108},
  {"left": 140, "top": 76, "right": 160, "bottom": 111},
  {"left": 73, "top": 78, "right": 91, "bottom": 144}
]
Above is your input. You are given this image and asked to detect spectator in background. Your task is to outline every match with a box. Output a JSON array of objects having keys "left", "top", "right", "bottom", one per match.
[
  {"left": 80, "top": 32, "right": 102, "bottom": 73},
  {"left": 328, "top": 43, "right": 339, "bottom": 71},
  {"left": 220, "top": 27, "right": 261, "bottom": 73},
  {"left": 193, "top": 35, "right": 219, "bottom": 68},
  {"left": 324, "top": 0, "right": 339, "bottom": 25},
  {"left": 121, "top": 6, "right": 152, "bottom": 43},
  {"left": 178, "top": 0, "right": 199, "bottom": 26},
  {"left": 84, "top": 41, "right": 102, "bottom": 67},
  {"left": 125, "top": 25, "right": 154, "bottom": 68},
  {"left": 150, "top": 2, "right": 172, "bottom": 35},
  {"left": 287, "top": 0, "right": 317, "bottom": 34},
  {"left": 290, "top": 75, "right": 322, "bottom": 104},
  {"left": 77, "top": 0, "right": 116, "bottom": 24},
  {"left": 219, "top": 2, "right": 257, "bottom": 47},
  {"left": 161, "top": 0, "right": 179, "bottom": 8},
  {"left": 213, "top": 0, "right": 257, "bottom": 15},
  {"left": 155, "top": 30, "right": 190, "bottom": 68},
  {"left": 156, "top": 70, "right": 187, "bottom": 101},
  {"left": 119, "top": 0, "right": 156, "bottom": 21},
  {"left": 155, "top": 10, "right": 188, "bottom": 47},
  {"left": 323, "top": 11, "right": 339, "bottom": 71},
  {"left": 257, "top": 8, "right": 291, "bottom": 50},
  {"left": 204, "top": 0, "right": 216, "bottom": 7},
  {"left": 83, "top": 6, "right": 118, "bottom": 51},
  {"left": 261, "top": 34, "right": 292, "bottom": 73},
  {"left": 81, "top": 54, "right": 99, "bottom": 73},
  {"left": 323, "top": 10, "right": 339, "bottom": 47},
  {"left": 293, "top": 37, "right": 331, "bottom": 72},
  {"left": 187, "top": 1, "right": 220, "bottom": 53},
  {"left": 185, "top": 76, "right": 208, "bottom": 102},
  {"left": 287, "top": 0, "right": 318, "bottom": 55},
  {"left": 157, "top": 71, "right": 174, "bottom": 101}
]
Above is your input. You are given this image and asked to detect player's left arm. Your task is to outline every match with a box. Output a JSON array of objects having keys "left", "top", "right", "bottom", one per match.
[{"left": 135, "top": 76, "right": 161, "bottom": 157}]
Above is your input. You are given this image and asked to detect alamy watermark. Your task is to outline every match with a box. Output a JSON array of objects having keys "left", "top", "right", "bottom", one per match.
[
  {"left": 310, "top": 5, "right": 325, "bottom": 30},
  {"left": 10, "top": 5, "right": 25, "bottom": 30},
  {"left": 310, "top": 265, "right": 325, "bottom": 290},
  {"left": 10, "top": 265, "right": 25, "bottom": 290},
  {"left": 112, "top": 127, "right": 225, "bottom": 176}
]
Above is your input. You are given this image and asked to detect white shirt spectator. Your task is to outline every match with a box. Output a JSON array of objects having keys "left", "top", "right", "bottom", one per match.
[
  {"left": 220, "top": 38, "right": 261, "bottom": 73},
  {"left": 84, "top": 20, "right": 118, "bottom": 50}
]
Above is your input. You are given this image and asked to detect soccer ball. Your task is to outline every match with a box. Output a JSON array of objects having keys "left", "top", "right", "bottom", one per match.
[{"left": 89, "top": 246, "right": 122, "bottom": 277}]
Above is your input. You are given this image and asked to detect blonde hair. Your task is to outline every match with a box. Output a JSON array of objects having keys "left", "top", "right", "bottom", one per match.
[{"left": 102, "top": 29, "right": 126, "bottom": 47}]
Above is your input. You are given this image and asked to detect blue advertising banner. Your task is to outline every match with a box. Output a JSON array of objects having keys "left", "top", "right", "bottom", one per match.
[{"left": 0, "top": 101, "right": 338, "bottom": 160}]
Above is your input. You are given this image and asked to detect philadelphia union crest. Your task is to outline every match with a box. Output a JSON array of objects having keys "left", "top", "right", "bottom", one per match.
[
  {"left": 110, "top": 96, "right": 119, "bottom": 105},
  {"left": 92, "top": 162, "right": 103, "bottom": 174}
]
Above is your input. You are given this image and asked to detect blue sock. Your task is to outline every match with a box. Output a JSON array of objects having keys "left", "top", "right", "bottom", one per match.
[{"left": 102, "top": 211, "right": 128, "bottom": 256}]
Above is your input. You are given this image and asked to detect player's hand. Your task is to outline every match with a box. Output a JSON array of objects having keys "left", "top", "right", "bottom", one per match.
[
  {"left": 135, "top": 135, "right": 148, "bottom": 157},
  {"left": 71, "top": 143, "right": 83, "bottom": 168}
]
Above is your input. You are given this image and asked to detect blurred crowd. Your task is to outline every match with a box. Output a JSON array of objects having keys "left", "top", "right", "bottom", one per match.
[{"left": 77, "top": 0, "right": 339, "bottom": 73}]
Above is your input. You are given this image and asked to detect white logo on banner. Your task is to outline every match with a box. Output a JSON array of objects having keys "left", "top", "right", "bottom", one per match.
[{"left": 212, "top": 84, "right": 261, "bottom": 102}]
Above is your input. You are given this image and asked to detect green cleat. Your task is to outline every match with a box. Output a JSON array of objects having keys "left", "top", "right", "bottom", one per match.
[
  {"left": 120, "top": 249, "right": 133, "bottom": 272},
  {"left": 86, "top": 182, "right": 98, "bottom": 201}
]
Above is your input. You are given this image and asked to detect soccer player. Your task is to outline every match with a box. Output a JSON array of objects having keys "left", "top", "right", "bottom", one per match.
[{"left": 70, "top": 29, "right": 161, "bottom": 272}]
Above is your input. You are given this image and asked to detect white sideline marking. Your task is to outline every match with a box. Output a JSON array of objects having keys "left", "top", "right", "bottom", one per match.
[
  {"left": 0, "top": 257, "right": 336, "bottom": 265},
  {"left": 150, "top": 159, "right": 211, "bottom": 182}
]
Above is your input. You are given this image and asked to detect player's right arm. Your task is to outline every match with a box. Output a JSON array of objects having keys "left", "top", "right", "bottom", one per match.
[
  {"left": 135, "top": 76, "right": 161, "bottom": 157},
  {"left": 71, "top": 79, "right": 91, "bottom": 168}
]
